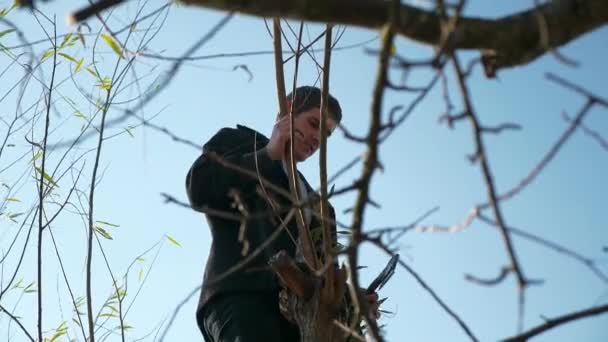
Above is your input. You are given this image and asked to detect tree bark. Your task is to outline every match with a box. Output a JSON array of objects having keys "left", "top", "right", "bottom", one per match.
[
  {"left": 179, "top": 0, "right": 608, "bottom": 76},
  {"left": 270, "top": 251, "right": 351, "bottom": 342}
]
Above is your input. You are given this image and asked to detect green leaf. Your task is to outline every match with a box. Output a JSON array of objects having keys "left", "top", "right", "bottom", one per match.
[
  {"left": 31, "top": 150, "right": 42, "bottom": 162},
  {"left": 86, "top": 67, "right": 100, "bottom": 80},
  {"left": 138, "top": 268, "right": 143, "bottom": 282},
  {"left": 77, "top": 32, "right": 86, "bottom": 47},
  {"left": 100, "top": 313, "right": 118, "bottom": 318},
  {"left": 96, "top": 220, "right": 119, "bottom": 228},
  {"left": 58, "top": 52, "right": 78, "bottom": 64},
  {"left": 0, "top": 2, "right": 16, "bottom": 18},
  {"left": 59, "top": 33, "right": 73, "bottom": 49},
  {"left": 48, "top": 329, "right": 66, "bottom": 342},
  {"left": 34, "top": 166, "right": 59, "bottom": 187},
  {"left": 8, "top": 212, "right": 24, "bottom": 220},
  {"left": 100, "top": 33, "right": 124, "bottom": 59},
  {"left": 57, "top": 321, "right": 68, "bottom": 331},
  {"left": 136, "top": 257, "right": 145, "bottom": 262},
  {"left": 6, "top": 197, "right": 20, "bottom": 202},
  {"left": 75, "top": 297, "right": 85, "bottom": 308},
  {"left": 41, "top": 49, "right": 55, "bottom": 61},
  {"left": 124, "top": 127, "right": 134, "bottom": 138},
  {"left": 97, "top": 77, "right": 112, "bottom": 90},
  {"left": 165, "top": 235, "right": 181, "bottom": 247},
  {"left": 24, "top": 282, "right": 36, "bottom": 293},
  {"left": 74, "top": 57, "right": 84, "bottom": 73},
  {"left": 0, "top": 29, "right": 15, "bottom": 38},
  {"left": 11, "top": 278, "right": 23, "bottom": 289},
  {"left": 105, "top": 304, "right": 119, "bottom": 313},
  {"left": 95, "top": 226, "right": 113, "bottom": 240},
  {"left": 73, "top": 111, "right": 87, "bottom": 120}
]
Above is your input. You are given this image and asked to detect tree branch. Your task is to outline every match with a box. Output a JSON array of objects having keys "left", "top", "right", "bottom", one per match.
[
  {"left": 175, "top": 0, "right": 608, "bottom": 76},
  {"left": 502, "top": 303, "right": 608, "bottom": 341},
  {"left": 0, "top": 304, "right": 35, "bottom": 342},
  {"left": 70, "top": 0, "right": 608, "bottom": 76}
]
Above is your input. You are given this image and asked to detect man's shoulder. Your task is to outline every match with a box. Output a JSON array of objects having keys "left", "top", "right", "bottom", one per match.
[{"left": 203, "top": 124, "right": 269, "bottom": 154}]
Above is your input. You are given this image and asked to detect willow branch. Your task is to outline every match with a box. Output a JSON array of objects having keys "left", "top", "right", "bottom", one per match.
[
  {"left": 319, "top": 23, "right": 335, "bottom": 295},
  {"left": 273, "top": 18, "right": 318, "bottom": 269},
  {"left": 36, "top": 19, "right": 58, "bottom": 342},
  {"left": 0, "top": 304, "right": 35, "bottom": 342}
]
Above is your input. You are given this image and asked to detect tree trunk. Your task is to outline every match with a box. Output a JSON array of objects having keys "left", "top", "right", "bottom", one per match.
[{"left": 270, "top": 251, "right": 354, "bottom": 342}]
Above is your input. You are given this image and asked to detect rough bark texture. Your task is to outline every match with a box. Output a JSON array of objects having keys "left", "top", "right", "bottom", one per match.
[
  {"left": 179, "top": 0, "right": 608, "bottom": 76},
  {"left": 270, "top": 251, "right": 351, "bottom": 342}
]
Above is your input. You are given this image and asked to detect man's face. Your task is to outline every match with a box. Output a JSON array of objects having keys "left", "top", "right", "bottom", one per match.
[{"left": 291, "top": 107, "right": 337, "bottom": 162}]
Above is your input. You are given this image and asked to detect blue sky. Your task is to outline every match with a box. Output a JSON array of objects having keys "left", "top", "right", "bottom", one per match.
[{"left": 0, "top": 1, "right": 607, "bottom": 341}]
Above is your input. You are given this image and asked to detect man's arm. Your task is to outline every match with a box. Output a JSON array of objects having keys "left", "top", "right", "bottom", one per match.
[{"left": 185, "top": 128, "right": 277, "bottom": 212}]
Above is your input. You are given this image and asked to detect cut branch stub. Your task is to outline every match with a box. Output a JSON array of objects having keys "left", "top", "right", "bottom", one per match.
[{"left": 269, "top": 250, "right": 316, "bottom": 300}]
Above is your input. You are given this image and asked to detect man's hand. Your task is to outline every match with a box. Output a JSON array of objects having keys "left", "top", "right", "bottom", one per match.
[
  {"left": 266, "top": 115, "right": 302, "bottom": 160},
  {"left": 363, "top": 290, "right": 380, "bottom": 320},
  {"left": 267, "top": 115, "right": 289, "bottom": 160}
]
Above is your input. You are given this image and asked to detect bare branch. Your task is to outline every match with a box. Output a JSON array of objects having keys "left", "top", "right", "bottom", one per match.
[
  {"left": 269, "top": 250, "right": 316, "bottom": 299},
  {"left": 562, "top": 112, "right": 608, "bottom": 151},
  {"left": 480, "top": 123, "right": 522, "bottom": 134},
  {"left": 70, "top": 1, "right": 608, "bottom": 76},
  {"left": 370, "top": 242, "right": 479, "bottom": 342},
  {"left": 415, "top": 207, "right": 478, "bottom": 233},
  {"left": 546, "top": 72, "right": 608, "bottom": 108},
  {"left": 36, "top": 17, "right": 58, "bottom": 341},
  {"left": 0, "top": 303, "right": 35, "bottom": 342},
  {"left": 319, "top": 23, "right": 336, "bottom": 302},
  {"left": 346, "top": 1, "right": 401, "bottom": 339},
  {"left": 502, "top": 303, "right": 608, "bottom": 342},
  {"left": 465, "top": 266, "right": 512, "bottom": 286},
  {"left": 451, "top": 54, "right": 527, "bottom": 290},
  {"left": 273, "top": 18, "right": 319, "bottom": 269},
  {"left": 491, "top": 98, "right": 595, "bottom": 206},
  {"left": 158, "top": 284, "right": 202, "bottom": 342},
  {"left": 478, "top": 213, "right": 608, "bottom": 283}
]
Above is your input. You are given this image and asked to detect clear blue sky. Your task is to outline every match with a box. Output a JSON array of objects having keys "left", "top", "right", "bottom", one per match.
[{"left": 0, "top": 1, "right": 607, "bottom": 341}]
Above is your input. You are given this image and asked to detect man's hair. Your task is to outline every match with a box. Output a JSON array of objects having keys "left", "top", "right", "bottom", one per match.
[{"left": 285, "top": 86, "right": 342, "bottom": 123}]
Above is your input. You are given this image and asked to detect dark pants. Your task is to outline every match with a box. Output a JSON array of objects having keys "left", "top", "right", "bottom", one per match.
[{"left": 199, "top": 292, "right": 300, "bottom": 342}]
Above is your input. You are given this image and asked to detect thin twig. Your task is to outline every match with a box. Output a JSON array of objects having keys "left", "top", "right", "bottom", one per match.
[
  {"left": 502, "top": 303, "right": 608, "bottom": 342},
  {"left": 36, "top": 17, "right": 58, "bottom": 342},
  {"left": 562, "top": 112, "right": 608, "bottom": 151},
  {"left": 546, "top": 73, "right": 608, "bottom": 108},
  {"left": 346, "top": 2, "right": 400, "bottom": 339},
  {"left": 158, "top": 284, "right": 202, "bottom": 342},
  {"left": 465, "top": 266, "right": 512, "bottom": 286},
  {"left": 319, "top": 23, "right": 335, "bottom": 297},
  {"left": 0, "top": 304, "right": 35, "bottom": 342},
  {"left": 489, "top": 99, "right": 596, "bottom": 206},
  {"left": 478, "top": 213, "right": 608, "bottom": 283},
  {"left": 370, "top": 242, "right": 479, "bottom": 342},
  {"left": 272, "top": 18, "right": 318, "bottom": 269},
  {"left": 451, "top": 54, "right": 527, "bottom": 291}
]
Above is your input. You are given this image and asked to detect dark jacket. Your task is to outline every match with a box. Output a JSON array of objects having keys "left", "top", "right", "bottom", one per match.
[{"left": 185, "top": 125, "right": 336, "bottom": 325}]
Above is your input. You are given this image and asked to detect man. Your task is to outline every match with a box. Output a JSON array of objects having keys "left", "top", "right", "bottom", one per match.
[{"left": 186, "top": 86, "right": 377, "bottom": 341}]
